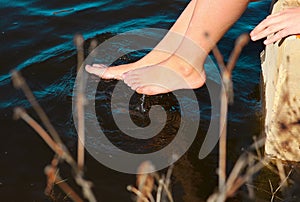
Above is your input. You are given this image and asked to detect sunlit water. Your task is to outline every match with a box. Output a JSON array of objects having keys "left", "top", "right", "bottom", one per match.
[{"left": 0, "top": 0, "right": 277, "bottom": 201}]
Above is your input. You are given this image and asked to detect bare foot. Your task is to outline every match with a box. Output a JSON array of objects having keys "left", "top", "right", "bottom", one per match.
[
  {"left": 85, "top": 63, "right": 136, "bottom": 80},
  {"left": 85, "top": 49, "right": 173, "bottom": 80},
  {"left": 123, "top": 50, "right": 206, "bottom": 95},
  {"left": 85, "top": 0, "right": 249, "bottom": 95},
  {"left": 85, "top": 0, "right": 196, "bottom": 79}
]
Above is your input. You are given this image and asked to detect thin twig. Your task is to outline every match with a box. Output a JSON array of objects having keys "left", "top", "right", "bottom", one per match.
[
  {"left": 45, "top": 155, "right": 60, "bottom": 196},
  {"left": 88, "top": 39, "right": 98, "bottom": 55},
  {"left": 74, "top": 34, "right": 85, "bottom": 72},
  {"left": 225, "top": 137, "right": 266, "bottom": 192},
  {"left": 165, "top": 164, "right": 173, "bottom": 189},
  {"left": 269, "top": 179, "right": 275, "bottom": 201},
  {"left": 152, "top": 174, "right": 174, "bottom": 202},
  {"left": 74, "top": 34, "right": 86, "bottom": 172},
  {"left": 227, "top": 158, "right": 269, "bottom": 198},
  {"left": 73, "top": 34, "right": 98, "bottom": 202},
  {"left": 271, "top": 169, "right": 292, "bottom": 202},
  {"left": 216, "top": 84, "right": 228, "bottom": 202},
  {"left": 225, "top": 153, "right": 249, "bottom": 195},
  {"left": 208, "top": 39, "right": 226, "bottom": 72},
  {"left": 226, "top": 33, "right": 249, "bottom": 73},
  {"left": 13, "top": 108, "right": 72, "bottom": 163},
  {"left": 44, "top": 158, "right": 84, "bottom": 202},
  {"left": 127, "top": 186, "right": 150, "bottom": 202},
  {"left": 156, "top": 178, "right": 164, "bottom": 202},
  {"left": 163, "top": 164, "right": 174, "bottom": 202},
  {"left": 54, "top": 174, "right": 84, "bottom": 202},
  {"left": 253, "top": 136, "right": 262, "bottom": 160},
  {"left": 13, "top": 108, "right": 96, "bottom": 201},
  {"left": 208, "top": 34, "right": 251, "bottom": 202},
  {"left": 75, "top": 175, "right": 97, "bottom": 202},
  {"left": 11, "top": 71, "right": 64, "bottom": 145},
  {"left": 205, "top": 33, "right": 228, "bottom": 200},
  {"left": 276, "top": 160, "right": 287, "bottom": 188},
  {"left": 12, "top": 33, "right": 97, "bottom": 201}
]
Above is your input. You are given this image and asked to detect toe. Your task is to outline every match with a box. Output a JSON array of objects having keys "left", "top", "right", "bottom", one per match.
[
  {"left": 136, "top": 86, "right": 156, "bottom": 95},
  {"left": 136, "top": 87, "right": 146, "bottom": 94},
  {"left": 124, "top": 78, "right": 141, "bottom": 90},
  {"left": 102, "top": 67, "right": 121, "bottom": 80},
  {"left": 130, "top": 82, "right": 142, "bottom": 91},
  {"left": 137, "top": 85, "right": 170, "bottom": 95},
  {"left": 86, "top": 64, "right": 123, "bottom": 80},
  {"left": 92, "top": 64, "right": 107, "bottom": 68},
  {"left": 123, "top": 71, "right": 138, "bottom": 79},
  {"left": 124, "top": 74, "right": 140, "bottom": 85},
  {"left": 85, "top": 65, "right": 105, "bottom": 77}
]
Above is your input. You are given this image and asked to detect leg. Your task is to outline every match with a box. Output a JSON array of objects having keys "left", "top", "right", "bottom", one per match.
[
  {"left": 86, "top": 0, "right": 250, "bottom": 95},
  {"left": 86, "top": 0, "right": 197, "bottom": 79}
]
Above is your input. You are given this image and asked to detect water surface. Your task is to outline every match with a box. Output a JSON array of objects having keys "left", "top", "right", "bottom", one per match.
[{"left": 0, "top": 0, "right": 278, "bottom": 201}]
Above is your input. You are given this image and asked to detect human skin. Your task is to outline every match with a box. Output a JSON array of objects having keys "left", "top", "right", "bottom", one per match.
[
  {"left": 251, "top": 7, "right": 300, "bottom": 44},
  {"left": 86, "top": 0, "right": 252, "bottom": 95}
]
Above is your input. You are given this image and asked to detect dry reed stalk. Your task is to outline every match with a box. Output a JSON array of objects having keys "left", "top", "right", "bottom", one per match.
[
  {"left": 13, "top": 107, "right": 84, "bottom": 201},
  {"left": 207, "top": 138, "right": 267, "bottom": 202},
  {"left": 253, "top": 136, "right": 262, "bottom": 160},
  {"left": 11, "top": 71, "right": 64, "bottom": 145},
  {"left": 208, "top": 36, "right": 228, "bottom": 199},
  {"left": 206, "top": 33, "right": 271, "bottom": 202},
  {"left": 270, "top": 169, "right": 292, "bottom": 202},
  {"left": 226, "top": 157, "right": 268, "bottom": 197},
  {"left": 127, "top": 185, "right": 151, "bottom": 202},
  {"left": 13, "top": 108, "right": 68, "bottom": 162},
  {"left": 44, "top": 156, "right": 84, "bottom": 202},
  {"left": 74, "top": 174, "right": 96, "bottom": 202},
  {"left": 12, "top": 68, "right": 96, "bottom": 201},
  {"left": 224, "top": 138, "right": 266, "bottom": 193},
  {"left": 219, "top": 34, "right": 249, "bottom": 194},
  {"left": 164, "top": 163, "right": 174, "bottom": 197},
  {"left": 128, "top": 161, "right": 174, "bottom": 202},
  {"left": 13, "top": 107, "right": 97, "bottom": 201},
  {"left": 226, "top": 34, "right": 250, "bottom": 73},
  {"left": 156, "top": 178, "right": 164, "bottom": 202},
  {"left": 246, "top": 154, "right": 255, "bottom": 200},
  {"left": 73, "top": 34, "right": 98, "bottom": 202},
  {"left": 218, "top": 82, "right": 228, "bottom": 201},
  {"left": 52, "top": 173, "right": 84, "bottom": 202},
  {"left": 225, "top": 138, "right": 267, "bottom": 197},
  {"left": 152, "top": 167, "right": 174, "bottom": 202},
  {"left": 136, "top": 161, "right": 155, "bottom": 202},
  {"left": 74, "top": 34, "right": 85, "bottom": 72},
  {"left": 276, "top": 160, "right": 288, "bottom": 188},
  {"left": 74, "top": 34, "right": 86, "bottom": 172},
  {"left": 45, "top": 156, "right": 60, "bottom": 196},
  {"left": 88, "top": 39, "right": 98, "bottom": 55}
]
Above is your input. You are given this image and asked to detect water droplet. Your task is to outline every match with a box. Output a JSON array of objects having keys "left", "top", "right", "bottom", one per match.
[{"left": 140, "top": 94, "right": 146, "bottom": 113}]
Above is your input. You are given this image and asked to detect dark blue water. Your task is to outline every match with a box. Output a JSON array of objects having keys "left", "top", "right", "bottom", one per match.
[{"left": 0, "top": 0, "right": 274, "bottom": 201}]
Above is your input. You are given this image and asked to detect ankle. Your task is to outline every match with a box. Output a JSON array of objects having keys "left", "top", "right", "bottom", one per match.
[{"left": 192, "top": 69, "right": 206, "bottom": 88}]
